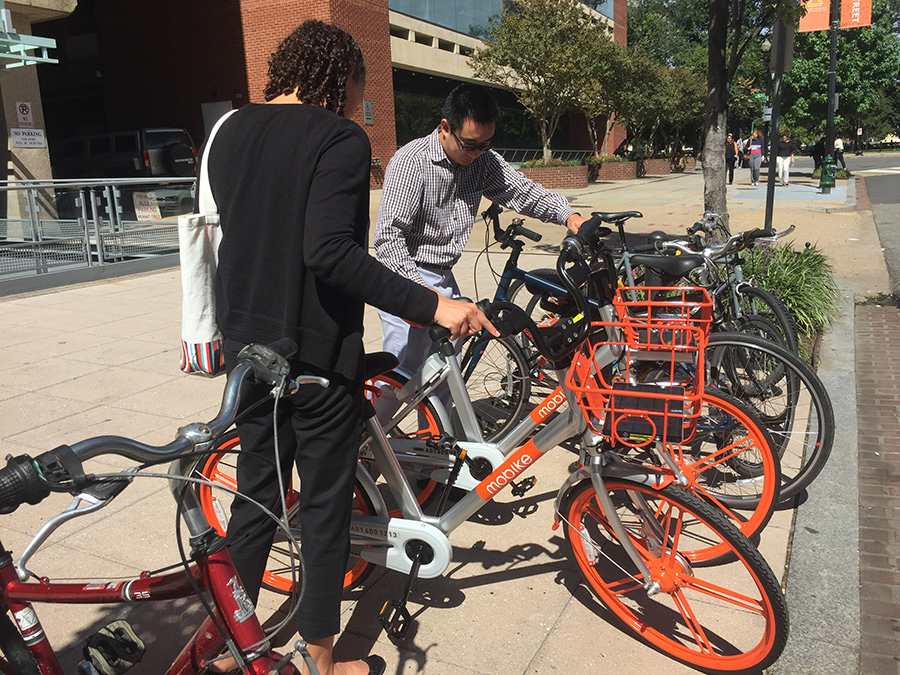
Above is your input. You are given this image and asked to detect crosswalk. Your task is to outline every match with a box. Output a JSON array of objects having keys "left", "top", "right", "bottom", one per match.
[{"left": 854, "top": 167, "right": 900, "bottom": 174}]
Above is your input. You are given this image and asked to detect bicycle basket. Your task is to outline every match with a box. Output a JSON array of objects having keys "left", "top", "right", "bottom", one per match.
[
  {"left": 565, "top": 288, "right": 711, "bottom": 447},
  {"left": 613, "top": 286, "right": 713, "bottom": 349}
]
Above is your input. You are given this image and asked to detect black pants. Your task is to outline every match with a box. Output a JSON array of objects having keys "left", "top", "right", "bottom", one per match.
[
  {"left": 223, "top": 339, "right": 363, "bottom": 639},
  {"left": 726, "top": 159, "right": 736, "bottom": 184},
  {"left": 835, "top": 149, "right": 846, "bottom": 169}
]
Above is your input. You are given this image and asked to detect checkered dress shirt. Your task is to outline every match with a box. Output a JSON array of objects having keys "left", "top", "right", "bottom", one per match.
[{"left": 374, "top": 128, "right": 577, "bottom": 286}]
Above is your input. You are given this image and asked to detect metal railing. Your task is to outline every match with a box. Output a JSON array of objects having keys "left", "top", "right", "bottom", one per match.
[{"left": 0, "top": 177, "right": 195, "bottom": 282}]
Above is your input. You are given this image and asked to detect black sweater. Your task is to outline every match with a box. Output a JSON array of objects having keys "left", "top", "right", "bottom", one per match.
[{"left": 208, "top": 103, "right": 438, "bottom": 380}]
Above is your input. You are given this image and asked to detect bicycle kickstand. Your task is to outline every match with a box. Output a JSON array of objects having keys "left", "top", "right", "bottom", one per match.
[{"left": 378, "top": 541, "right": 429, "bottom": 640}]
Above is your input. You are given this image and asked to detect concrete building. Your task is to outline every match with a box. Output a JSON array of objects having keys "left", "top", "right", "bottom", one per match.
[{"left": 32, "top": 0, "right": 627, "bottom": 183}]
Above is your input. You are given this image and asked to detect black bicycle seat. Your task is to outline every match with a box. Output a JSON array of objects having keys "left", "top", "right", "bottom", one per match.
[
  {"left": 592, "top": 211, "right": 643, "bottom": 223},
  {"left": 628, "top": 253, "right": 705, "bottom": 278},
  {"left": 364, "top": 352, "right": 400, "bottom": 380}
]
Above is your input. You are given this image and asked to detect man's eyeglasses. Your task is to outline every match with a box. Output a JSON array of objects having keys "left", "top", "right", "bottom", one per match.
[{"left": 450, "top": 127, "right": 492, "bottom": 153}]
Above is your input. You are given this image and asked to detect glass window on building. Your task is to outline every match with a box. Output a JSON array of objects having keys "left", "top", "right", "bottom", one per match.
[
  {"left": 390, "top": 1, "right": 613, "bottom": 34},
  {"left": 389, "top": 0, "right": 503, "bottom": 37}
]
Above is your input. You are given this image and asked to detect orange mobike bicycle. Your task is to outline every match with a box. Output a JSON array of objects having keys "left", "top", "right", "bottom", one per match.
[
  {"left": 201, "top": 218, "right": 788, "bottom": 674},
  {"left": 0, "top": 340, "right": 323, "bottom": 675}
]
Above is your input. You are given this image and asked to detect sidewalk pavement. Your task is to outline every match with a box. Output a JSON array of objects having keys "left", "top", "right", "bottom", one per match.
[{"left": 0, "top": 165, "right": 886, "bottom": 673}]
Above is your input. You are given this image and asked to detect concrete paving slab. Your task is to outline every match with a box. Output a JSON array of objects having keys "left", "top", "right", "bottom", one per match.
[{"left": 0, "top": 167, "right": 876, "bottom": 674}]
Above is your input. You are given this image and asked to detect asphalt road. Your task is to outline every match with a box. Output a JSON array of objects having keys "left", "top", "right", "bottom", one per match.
[{"left": 858, "top": 153, "right": 900, "bottom": 296}]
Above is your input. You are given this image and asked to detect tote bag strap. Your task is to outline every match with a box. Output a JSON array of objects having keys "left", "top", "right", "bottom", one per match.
[{"left": 196, "top": 109, "right": 238, "bottom": 215}]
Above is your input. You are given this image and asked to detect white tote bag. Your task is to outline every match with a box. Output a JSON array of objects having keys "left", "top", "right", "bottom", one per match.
[{"left": 178, "top": 109, "right": 237, "bottom": 375}]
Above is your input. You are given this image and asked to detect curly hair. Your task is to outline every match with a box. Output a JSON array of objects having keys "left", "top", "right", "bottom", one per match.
[{"left": 263, "top": 20, "right": 366, "bottom": 115}]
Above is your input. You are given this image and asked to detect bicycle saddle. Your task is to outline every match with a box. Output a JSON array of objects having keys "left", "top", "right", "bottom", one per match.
[
  {"left": 628, "top": 253, "right": 705, "bottom": 278},
  {"left": 364, "top": 352, "right": 400, "bottom": 380},
  {"left": 592, "top": 210, "right": 643, "bottom": 223}
]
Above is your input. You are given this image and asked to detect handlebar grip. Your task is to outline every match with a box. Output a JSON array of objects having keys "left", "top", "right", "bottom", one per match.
[
  {"left": 630, "top": 243, "right": 659, "bottom": 253},
  {"left": 687, "top": 222, "right": 703, "bottom": 235},
  {"left": 0, "top": 455, "right": 50, "bottom": 514},
  {"left": 561, "top": 214, "right": 605, "bottom": 255},
  {"left": 515, "top": 225, "right": 542, "bottom": 242}
]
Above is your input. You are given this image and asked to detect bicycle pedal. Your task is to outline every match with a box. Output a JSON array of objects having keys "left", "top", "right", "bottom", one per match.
[
  {"left": 378, "top": 598, "right": 412, "bottom": 640},
  {"left": 83, "top": 619, "right": 145, "bottom": 675},
  {"left": 510, "top": 475, "right": 536, "bottom": 497}
]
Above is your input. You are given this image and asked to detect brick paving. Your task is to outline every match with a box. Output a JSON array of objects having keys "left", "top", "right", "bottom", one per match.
[{"left": 856, "top": 304, "right": 900, "bottom": 675}]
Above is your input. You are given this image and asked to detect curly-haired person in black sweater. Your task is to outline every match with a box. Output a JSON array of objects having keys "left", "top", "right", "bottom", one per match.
[{"left": 206, "top": 21, "right": 496, "bottom": 675}]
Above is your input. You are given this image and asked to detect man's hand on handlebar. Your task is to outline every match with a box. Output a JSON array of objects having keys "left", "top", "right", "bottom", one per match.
[
  {"left": 566, "top": 213, "right": 587, "bottom": 234},
  {"left": 434, "top": 294, "right": 501, "bottom": 340}
]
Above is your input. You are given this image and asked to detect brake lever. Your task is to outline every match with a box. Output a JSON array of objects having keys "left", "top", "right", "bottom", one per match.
[{"left": 17, "top": 467, "right": 139, "bottom": 581}]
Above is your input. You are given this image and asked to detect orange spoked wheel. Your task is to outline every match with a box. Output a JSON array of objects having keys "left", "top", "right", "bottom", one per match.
[
  {"left": 561, "top": 479, "right": 788, "bottom": 674},
  {"left": 197, "top": 432, "right": 377, "bottom": 593},
  {"left": 196, "top": 370, "right": 447, "bottom": 595}
]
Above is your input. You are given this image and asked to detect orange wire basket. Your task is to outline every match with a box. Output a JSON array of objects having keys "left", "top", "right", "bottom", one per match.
[{"left": 565, "top": 287, "right": 713, "bottom": 447}]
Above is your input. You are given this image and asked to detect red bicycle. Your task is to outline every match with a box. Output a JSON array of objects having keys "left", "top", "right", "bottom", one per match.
[{"left": 0, "top": 340, "right": 319, "bottom": 675}]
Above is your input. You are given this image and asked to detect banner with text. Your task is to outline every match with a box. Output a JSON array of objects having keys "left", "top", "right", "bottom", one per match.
[
  {"left": 800, "top": 0, "right": 831, "bottom": 32},
  {"left": 841, "top": 0, "right": 871, "bottom": 27}
]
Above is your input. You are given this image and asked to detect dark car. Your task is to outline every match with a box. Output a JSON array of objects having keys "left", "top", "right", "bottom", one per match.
[{"left": 53, "top": 128, "right": 197, "bottom": 179}]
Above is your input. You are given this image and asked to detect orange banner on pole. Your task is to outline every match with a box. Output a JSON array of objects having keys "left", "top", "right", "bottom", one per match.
[
  {"left": 841, "top": 0, "right": 872, "bottom": 27},
  {"left": 799, "top": 0, "right": 831, "bottom": 32}
]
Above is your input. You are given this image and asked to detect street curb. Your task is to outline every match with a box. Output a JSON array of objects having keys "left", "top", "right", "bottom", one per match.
[
  {"left": 823, "top": 177, "right": 857, "bottom": 213},
  {"left": 771, "top": 277, "right": 860, "bottom": 674}
]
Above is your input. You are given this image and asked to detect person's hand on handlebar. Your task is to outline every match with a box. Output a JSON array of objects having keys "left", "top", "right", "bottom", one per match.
[
  {"left": 434, "top": 294, "right": 501, "bottom": 340},
  {"left": 566, "top": 213, "right": 587, "bottom": 234}
]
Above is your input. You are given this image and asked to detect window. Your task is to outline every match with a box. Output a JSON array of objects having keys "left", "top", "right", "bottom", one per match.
[
  {"left": 89, "top": 137, "right": 110, "bottom": 155},
  {"left": 114, "top": 134, "right": 137, "bottom": 153}
]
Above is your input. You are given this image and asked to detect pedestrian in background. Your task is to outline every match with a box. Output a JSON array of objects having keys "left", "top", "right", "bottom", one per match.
[
  {"left": 748, "top": 129, "right": 765, "bottom": 186},
  {"left": 812, "top": 134, "right": 825, "bottom": 170},
  {"left": 725, "top": 132, "right": 739, "bottom": 184},
  {"left": 776, "top": 132, "right": 795, "bottom": 186},
  {"left": 834, "top": 136, "right": 846, "bottom": 169}
]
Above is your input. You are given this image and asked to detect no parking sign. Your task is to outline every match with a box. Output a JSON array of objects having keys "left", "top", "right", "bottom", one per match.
[{"left": 15, "top": 101, "right": 34, "bottom": 128}]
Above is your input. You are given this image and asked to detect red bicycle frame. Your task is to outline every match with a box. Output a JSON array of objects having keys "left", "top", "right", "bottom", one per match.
[{"left": 0, "top": 542, "right": 299, "bottom": 674}]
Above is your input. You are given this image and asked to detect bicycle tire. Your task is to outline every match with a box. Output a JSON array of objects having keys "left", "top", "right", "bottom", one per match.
[
  {"left": 734, "top": 284, "right": 799, "bottom": 354},
  {"left": 0, "top": 611, "right": 39, "bottom": 675},
  {"left": 706, "top": 332, "right": 835, "bottom": 501},
  {"left": 458, "top": 334, "right": 531, "bottom": 441},
  {"left": 197, "top": 432, "right": 378, "bottom": 594},
  {"left": 725, "top": 314, "right": 786, "bottom": 347},
  {"left": 621, "top": 387, "right": 780, "bottom": 564},
  {"left": 561, "top": 479, "right": 789, "bottom": 674}
]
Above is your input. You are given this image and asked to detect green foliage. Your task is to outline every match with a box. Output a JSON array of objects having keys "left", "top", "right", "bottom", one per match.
[
  {"left": 811, "top": 167, "right": 854, "bottom": 179},
  {"left": 582, "top": 154, "right": 630, "bottom": 164},
  {"left": 522, "top": 157, "right": 583, "bottom": 167},
  {"left": 469, "top": 0, "right": 608, "bottom": 162},
  {"left": 742, "top": 242, "right": 839, "bottom": 340},
  {"left": 782, "top": 18, "right": 900, "bottom": 137}
]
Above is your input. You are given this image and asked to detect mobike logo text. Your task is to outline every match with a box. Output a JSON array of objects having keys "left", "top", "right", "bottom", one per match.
[
  {"left": 476, "top": 441, "right": 543, "bottom": 499},
  {"left": 529, "top": 389, "right": 567, "bottom": 424}
]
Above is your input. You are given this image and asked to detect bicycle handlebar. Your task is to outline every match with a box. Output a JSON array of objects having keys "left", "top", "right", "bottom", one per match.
[{"left": 0, "top": 338, "right": 323, "bottom": 514}]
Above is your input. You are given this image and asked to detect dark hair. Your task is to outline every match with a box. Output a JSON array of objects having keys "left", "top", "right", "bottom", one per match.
[
  {"left": 263, "top": 20, "right": 365, "bottom": 115},
  {"left": 441, "top": 84, "right": 501, "bottom": 131}
]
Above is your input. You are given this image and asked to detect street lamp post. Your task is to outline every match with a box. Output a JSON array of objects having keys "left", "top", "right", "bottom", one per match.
[{"left": 761, "top": 38, "right": 773, "bottom": 162}]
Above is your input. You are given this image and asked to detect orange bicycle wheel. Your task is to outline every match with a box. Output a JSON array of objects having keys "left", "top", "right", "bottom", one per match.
[
  {"left": 197, "top": 373, "right": 446, "bottom": 594},
  {"left": 562, "top": 479, "right": 788, "bottom": 673},
  {"left": 197, "top": 433, "right": 376, "bottom": 594}
]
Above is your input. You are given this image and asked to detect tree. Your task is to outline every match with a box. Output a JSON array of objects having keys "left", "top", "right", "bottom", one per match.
[
  {"left": 782, "top": 20, "right": 900, "bottom": 141},
  {"left": 571, "top": 32, "right": 628, "bottom": 156},
  {"left": 470, "top": 0, "right": 608, "bottom": 162}
]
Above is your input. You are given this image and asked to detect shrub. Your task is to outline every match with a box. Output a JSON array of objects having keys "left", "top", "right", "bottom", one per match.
[
  {"left": 582, "top": 154, "right": 629, "bottom": 164},
  {"left": 742, "top": 241, "right": 839, "bottom": 361},
  {"left": 811, "top": 167, "right": 853, "bottom": 179},
  {"left": 521, "top": 157, "right": 582, "bottom": 168}
]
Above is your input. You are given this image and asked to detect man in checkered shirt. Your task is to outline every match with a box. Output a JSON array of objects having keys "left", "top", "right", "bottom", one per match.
[{"left": 374, "top": 84, "right": 586, "bottom": 376}]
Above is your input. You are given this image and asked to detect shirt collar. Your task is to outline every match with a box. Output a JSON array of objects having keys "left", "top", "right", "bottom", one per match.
[{"left": 427, "top": 127, "right": 451, "bottom": 166}]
